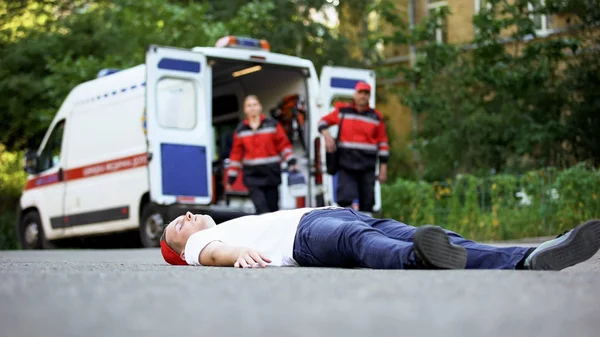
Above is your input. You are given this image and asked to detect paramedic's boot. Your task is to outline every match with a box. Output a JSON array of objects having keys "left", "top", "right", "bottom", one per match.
[
  {"left": 413, "top": 225, "right": 467, "bottom": 269},
  {"left": 524, "top": 219, "right": 600, "bottom": 271}
]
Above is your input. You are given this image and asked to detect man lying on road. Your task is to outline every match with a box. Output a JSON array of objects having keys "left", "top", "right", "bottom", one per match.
[{"left": 160, "top": 207, "right": 600, "bottom": 270}]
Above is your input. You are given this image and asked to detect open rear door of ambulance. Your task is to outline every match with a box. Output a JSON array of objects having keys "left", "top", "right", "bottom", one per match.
[
  {"left": 145, "top": 45, "right": 212, "bottom": 206},
  {"left": 318, "top": 66, "right": 382, "bottom": 214}
]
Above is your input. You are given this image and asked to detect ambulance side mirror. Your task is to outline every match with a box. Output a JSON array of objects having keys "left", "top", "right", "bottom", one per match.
[{"left": 23, "top": 149, "right": 39, "bottom": 174}]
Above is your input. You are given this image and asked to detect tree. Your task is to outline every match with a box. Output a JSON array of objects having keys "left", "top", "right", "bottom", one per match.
[
  {"left": 375, "top": 0, "right": 599, "bottom": 181},
  {"left": 0, "top": 0, "right": 359, "bottom": 151}
]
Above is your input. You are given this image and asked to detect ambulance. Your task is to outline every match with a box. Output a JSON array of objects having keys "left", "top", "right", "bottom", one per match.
[{"left": 17, "top": 36, "right": 382, "bottom": 249}]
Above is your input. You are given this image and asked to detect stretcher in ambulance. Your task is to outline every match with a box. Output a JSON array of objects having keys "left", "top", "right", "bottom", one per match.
[{"left": 17, "top": 36, "right": 381, "bottom": 249}]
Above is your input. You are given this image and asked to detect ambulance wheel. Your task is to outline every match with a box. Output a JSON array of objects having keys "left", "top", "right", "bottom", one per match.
[
  {"left": 19, "top": 211, "right": 52, "bottom": 250},
  {"left": 139, "top": 205, "right": 165, "bottom": 248}
]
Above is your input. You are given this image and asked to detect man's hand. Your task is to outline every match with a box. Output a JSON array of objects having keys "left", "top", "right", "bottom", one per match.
[
  {"left": 234, "top": 248, "right": 272, "bottom": 268},
  {"left": 378, "top": 164, "right": 388, "bottom": 183},
  {"left": 225, "top": 184, "right": 232, "bottom": 191},
  {"left": 321, "top": 130, "right": 336, "bottom": 152}
]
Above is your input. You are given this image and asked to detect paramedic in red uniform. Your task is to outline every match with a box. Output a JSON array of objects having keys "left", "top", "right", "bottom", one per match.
[
  {"left": 318, "top": 81, "right": 389, "bottom": 213},
  {"left": 226, "top": 95, "right": 297, "bottom": 214}
]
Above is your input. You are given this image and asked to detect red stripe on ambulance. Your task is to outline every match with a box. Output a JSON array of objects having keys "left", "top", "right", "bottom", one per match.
[
  {"left": 25, "top": 153, "right": 148, "bottom": 190},
  {"left": 64, "top": 153, "right": 148, "bottom": 181},
  {"left": 24, "top": 173, "right": 60, "bottom": 190}
]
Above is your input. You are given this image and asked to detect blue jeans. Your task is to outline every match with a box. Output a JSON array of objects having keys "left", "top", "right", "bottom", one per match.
[{"left": 292, "top": 208, "right": 531, "bottom": 269}]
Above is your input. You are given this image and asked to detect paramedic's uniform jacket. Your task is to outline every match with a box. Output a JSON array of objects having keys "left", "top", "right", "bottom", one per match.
[
  {"left": 227, "top": 115, "right": 296, "bottom": 187},
  {"left": 318, "top": 102, "right": 389, "bottom": 171}
]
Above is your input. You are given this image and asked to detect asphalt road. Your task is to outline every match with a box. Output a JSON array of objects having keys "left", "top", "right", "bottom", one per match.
[{"left": 1, "top": 244, "right": 599, "bottom": 337}]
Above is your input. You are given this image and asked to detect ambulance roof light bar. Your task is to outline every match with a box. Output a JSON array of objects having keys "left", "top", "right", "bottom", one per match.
[{"left": 215, "top": 36, "right": 270, "bottom": 51}]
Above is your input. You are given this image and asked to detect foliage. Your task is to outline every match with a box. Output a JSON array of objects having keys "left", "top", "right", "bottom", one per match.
[
  {"left": 0, "top": 144, "right": 27, "bottom": 250},
  {"left": 375, "top": 0, "right": 600, "bottom": 181},
  {"left": 381, "top": 165, "right": 600, "bottom": 241},
  {"left": 0, "top": 0, "right": 356, "bottom": 152}
]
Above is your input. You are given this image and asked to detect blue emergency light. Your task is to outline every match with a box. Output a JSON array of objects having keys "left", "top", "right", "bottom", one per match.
[
  {"left": 215, "top": 36, "right": 270, "bottom": 51},
  {"left": 97, "top": 68, "right": 120, "bottom": 78}
]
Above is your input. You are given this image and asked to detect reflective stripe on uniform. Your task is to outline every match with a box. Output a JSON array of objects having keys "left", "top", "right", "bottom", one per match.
[
  {"left": 237, "top": 127, "right": 277, "bottom": 138},
  {"left": 340, "top": 113, "right": 380, "bottom": 126},
  {"left": 228, "top": 161, "right": 242, "bottom": 168},
  {"left": 338, "top": 141, "right": 378, "bottom": 151},
  {"left": 242, "top": 156, "right": 281, "bottom": 166}
]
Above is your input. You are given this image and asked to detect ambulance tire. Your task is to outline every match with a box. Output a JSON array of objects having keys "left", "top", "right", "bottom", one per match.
[
  {"left": 139, "top": 204, "right": 165, "bottom": 248},
  {"left": 19, "top": 211, "right": 54, "bottom": 250}
]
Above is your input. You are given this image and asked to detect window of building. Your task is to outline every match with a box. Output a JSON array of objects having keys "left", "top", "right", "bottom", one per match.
[
  {"left": 474, "top": 0, "right": 492, "bottom": 13},
  {"left": 427, "top": 1, "right": 449, "bottom": 44},
  {"left": 474, "top": 0, "right": 552, "bottom": 36},
  {"left": 528, "top": 0, "right": 552, "bottom": 35}
]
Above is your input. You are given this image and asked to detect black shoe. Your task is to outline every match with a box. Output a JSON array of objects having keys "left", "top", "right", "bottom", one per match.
[
  {"left": 413, "top": 225, "right": 467, "bottom": 269},
  {"left": 526, "top": 219, "right": 600, "bottom": 271}
]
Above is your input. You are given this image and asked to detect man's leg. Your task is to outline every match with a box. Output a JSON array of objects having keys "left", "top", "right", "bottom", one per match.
[
  {"left": 336, "top": 169, "right": 358, "bottom": 208},
  {"left": 265, "top": 185, "right": 280, "bottom": 212},
  {"left": 364, "top": 213, "right": 600, "bottom": 270},
  {"left": 523, "top": 219, "right": 600, "bottom": 270},
  {"left": 353, "top": 211, "right": 531, "bottom": 270},
  {"left": 248, "top": 186, "right": 270, "bottom": 214},
  {"left": 292, "top": 208, "right": 465, "bottom": 269},
  {"left": 357, "top": 169, "right": 376, "bottom": 212}
]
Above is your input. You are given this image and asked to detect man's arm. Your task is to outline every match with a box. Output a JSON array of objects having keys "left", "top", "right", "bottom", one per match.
[
  {"left": 318, "top": 108, "right": 340, "bottom": 152},
  {"left": 275, "top": 123, "right": 297, "bottom": 169},
  {"left": 199, "top": 241, "right": 272, "bottom": 268}
]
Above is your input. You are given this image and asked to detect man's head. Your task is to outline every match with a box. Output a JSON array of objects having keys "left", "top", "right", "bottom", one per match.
[
  {"left": 160, "top": 211, "right": 217, "bottom": 265},
  {"left": 353, "top": 81, "right": 371, "bottom": 108},
  {"left": 243, "top": 95, "right": 262, "bottom": 118}
]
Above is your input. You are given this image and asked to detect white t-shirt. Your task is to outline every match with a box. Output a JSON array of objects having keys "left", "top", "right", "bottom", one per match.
[{"left": 184, "top": 207, "right": 322, "bottom": 267}]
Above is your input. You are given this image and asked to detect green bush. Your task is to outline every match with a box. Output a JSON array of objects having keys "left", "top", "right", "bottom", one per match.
[
  {"left": 0, "top": 144, "right": 26, "bottom": 250},
  {"left": 381, "top": 165, "right": 600, "bottom": 241}
]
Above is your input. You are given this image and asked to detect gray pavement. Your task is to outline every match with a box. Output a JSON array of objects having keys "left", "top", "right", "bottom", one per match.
[{"left": 1, "top": 244, "right": 599, "bottom": 337}]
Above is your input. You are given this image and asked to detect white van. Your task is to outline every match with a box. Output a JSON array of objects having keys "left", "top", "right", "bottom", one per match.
[{"left": 17, "top": 37, "right": 382, "bottom": 249}]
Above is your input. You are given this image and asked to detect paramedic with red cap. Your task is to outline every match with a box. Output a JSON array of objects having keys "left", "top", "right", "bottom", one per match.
[
  {"left": 226, "top": 95, "right": 297, "bottom": 214},
  {"left": 159, "top": 207, "right": 600, "bottom": 272},
  {"left": 318, "top": 81, "right": 389, "bottom": 213}
]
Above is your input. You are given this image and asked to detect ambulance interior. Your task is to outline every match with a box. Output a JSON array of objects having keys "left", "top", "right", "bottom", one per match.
[{"left": 209, "top": 58, "right": 311, "bottom": 211}]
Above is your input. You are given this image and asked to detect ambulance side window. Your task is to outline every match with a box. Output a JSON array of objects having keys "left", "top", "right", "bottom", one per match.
[
  {"left": 38, "top": 120, "right": 66, "bottom": 172},
  {"left": 156, "top": 78, "right": 197, "bottom": 129}
]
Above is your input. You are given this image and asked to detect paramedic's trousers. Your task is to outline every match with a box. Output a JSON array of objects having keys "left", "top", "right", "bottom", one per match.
[
  {"left": 248, "top": 185, "right": 279, "bottom": 214},
  {"left": 336, "top": 168, "right": 375, "bottom": 212},
  {"left": 292, "top": 208, "right": 531, "bottom": 269}
]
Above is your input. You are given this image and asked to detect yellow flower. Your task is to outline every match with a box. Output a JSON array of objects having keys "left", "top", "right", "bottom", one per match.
[
  {"left": 492, "top": 219, "right": 500, "bottom": 227},
  {"left": 492, "top": 183, "right": 497, "bottom": 191}
]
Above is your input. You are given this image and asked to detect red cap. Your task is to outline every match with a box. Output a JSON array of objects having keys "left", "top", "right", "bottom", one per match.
[
  {"left": 355, "top": 81, "right": 371, "bottom": 92},
  {"left": 160, "top": 238, "right": 187, "bottom": 265}
]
